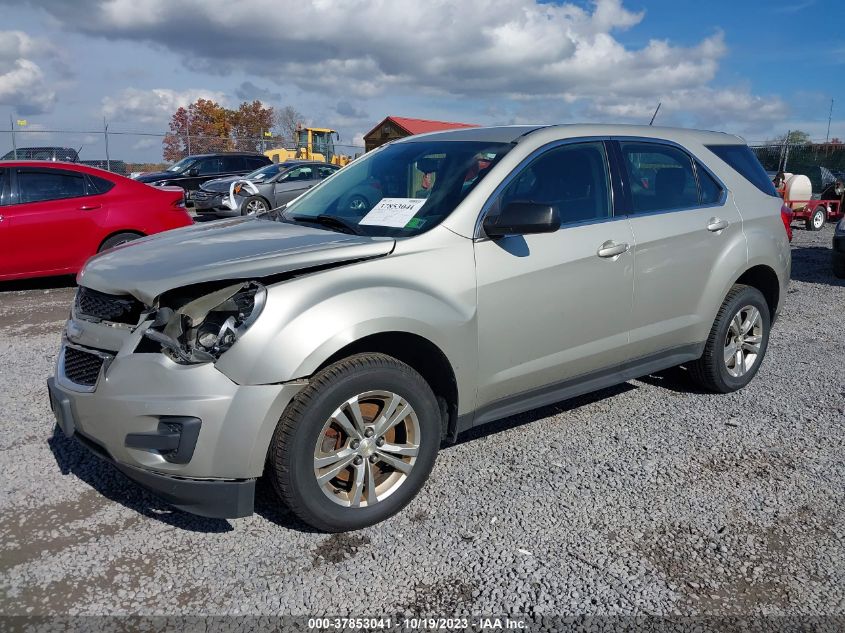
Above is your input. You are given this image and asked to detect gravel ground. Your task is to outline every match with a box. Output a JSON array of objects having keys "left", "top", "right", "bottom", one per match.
[{"left": 0, "top": 224, "right": 843, "bottom": 625}]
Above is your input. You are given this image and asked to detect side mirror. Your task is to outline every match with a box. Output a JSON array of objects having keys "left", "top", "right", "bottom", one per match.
[
  {"left": 483, "top": 202, "right": 560, "bottom": 237},
  {"left": 187, "top": 168, "right": 199, "bottom": 177}
]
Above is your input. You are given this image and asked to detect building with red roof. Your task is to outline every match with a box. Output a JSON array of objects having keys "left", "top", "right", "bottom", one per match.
[{"left": 363, "top": 116, "right": 478, "bottom": 152}]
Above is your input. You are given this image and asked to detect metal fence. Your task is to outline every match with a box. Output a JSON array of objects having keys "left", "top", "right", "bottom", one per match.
[
  {"left": 750, "top": 143, "right": 845, "bottom": 192},
  {"left": 1, "top": 128, "right": 365, "bottom": 176}
]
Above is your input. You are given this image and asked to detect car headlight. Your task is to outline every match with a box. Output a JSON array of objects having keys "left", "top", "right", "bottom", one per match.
[
  {"left": 151, "top": 180, "right": 168, "bottom": 187},
  {"left": 144, "top": 281, "right": 266, "bottom": 364}
]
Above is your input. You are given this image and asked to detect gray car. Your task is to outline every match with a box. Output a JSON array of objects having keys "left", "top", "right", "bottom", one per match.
[
  {"left": 193, "top": 161, "right": 340, "bottom": 217},
  {"left": 48, "top": 124, "right": 790, "bottom": 531}
]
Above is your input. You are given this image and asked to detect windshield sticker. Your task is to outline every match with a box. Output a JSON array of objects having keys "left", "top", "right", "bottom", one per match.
[
  {"left": 405, "top": 217, "right": 426, "bottom": 229},
  {"left": 359, "top": 198, "right": 427, "bottom": 228}
]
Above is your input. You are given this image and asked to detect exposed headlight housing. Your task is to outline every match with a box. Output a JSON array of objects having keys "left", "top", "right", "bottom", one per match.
[{"left": 144, "top": 281, "right": 266, "bottom": 364}]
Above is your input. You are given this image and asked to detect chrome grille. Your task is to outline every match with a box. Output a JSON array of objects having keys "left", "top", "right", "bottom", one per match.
[{"left": 75, "top": 287, "right": 144, "bottom": 324}]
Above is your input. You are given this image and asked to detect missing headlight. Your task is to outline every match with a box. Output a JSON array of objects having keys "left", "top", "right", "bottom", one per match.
[{"left": 144, "top": 281, "right": 266, "bottom": 364}]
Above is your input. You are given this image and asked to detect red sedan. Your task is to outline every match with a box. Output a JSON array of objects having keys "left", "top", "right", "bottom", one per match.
[{"left": 0, "top": 161, "right": 193, "bottom": 281}]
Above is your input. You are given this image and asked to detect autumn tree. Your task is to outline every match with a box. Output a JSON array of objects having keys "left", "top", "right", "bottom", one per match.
[
  {"left": 231, "top": 100, "right": 275, "bottom": 152},
  {"left": 162, "top": 98, "right": 233, "bottom": 161}
]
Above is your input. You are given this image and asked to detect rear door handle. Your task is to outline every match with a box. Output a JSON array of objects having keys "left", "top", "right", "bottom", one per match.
[
  {"left": 597, "top": 241, "right": 630, "bottom": 258},
  {"left": 707, "top": 217, "right": 729, "bottom": 232},
  {"left": 79, "top": 204, "right": 101, "bottom": 211}
]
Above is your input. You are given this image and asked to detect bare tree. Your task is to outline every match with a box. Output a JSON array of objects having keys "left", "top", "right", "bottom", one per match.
[{"left": 276, "top": 105, "right": 304, "bottom": 145}]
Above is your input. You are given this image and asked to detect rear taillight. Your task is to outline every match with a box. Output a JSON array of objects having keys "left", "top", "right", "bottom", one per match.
[{"left": 780, "top": 203, "right": 793, "bottom": 241}]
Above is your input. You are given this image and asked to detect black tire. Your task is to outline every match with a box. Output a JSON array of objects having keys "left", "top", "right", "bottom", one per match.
[
  {"left": 269, "top": 353, "right": 440, "bottom": 532},
  {"left": 241, "top": 196, "right": 270, "bottom": 216},
  {"left": 98, "top": 232, "right": 142, "bottom": 252},
  {"left": 688, "top": 284, "right": 771, "bottom": 393},
  {"left": 806, "top": 207, "right": 826, "bottom": 231}
]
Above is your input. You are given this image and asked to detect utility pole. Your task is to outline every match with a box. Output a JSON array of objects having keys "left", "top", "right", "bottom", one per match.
[
  {"left": 782, "top": 130, "right": 792, "bottom": 172},
  {"left": 103, "top": 117, "right": 110, "bottom": 172},
  {"left": 10, "top": 115, "right": 16, "bottom": 159},
  {"left": 826, "top": 98, "right": 834, "bottom": 144},
  {"left": 186, "top": 119, "right": 191, "bottom": 156}
]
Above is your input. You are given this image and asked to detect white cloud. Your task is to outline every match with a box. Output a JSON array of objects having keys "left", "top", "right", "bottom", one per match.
[
  {"left": 24, "top": 0, "right": 790, "bottom": 133},
  {"left": 101, "top": 87, "right": 229, "bottom": 124},
  {"left": 0, "top": 30, "right": 56, "bottom": 114}
]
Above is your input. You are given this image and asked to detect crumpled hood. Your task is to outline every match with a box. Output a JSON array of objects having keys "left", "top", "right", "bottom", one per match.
[
  {"left": 78, "top": 218, "right": 395, "bottom": 304},
  {"left": 200, "top": 176, "right": 254, "bottom": 192}
]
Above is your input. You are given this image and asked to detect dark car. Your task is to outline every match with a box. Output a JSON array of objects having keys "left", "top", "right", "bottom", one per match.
[
  {"left": 194, "top": 160, "right": 340, "bottom": 217},
  {"left": 133, "top": 152, "right": 271, "bottom": 199},
  {"left": 2, "top": 146, "right": 80, "bottom": 162}
]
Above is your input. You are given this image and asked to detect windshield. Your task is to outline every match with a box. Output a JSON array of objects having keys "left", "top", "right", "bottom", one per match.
[
  {"left": 245, "top": 163, "right": 282, "bottom": 180},
  {"left": 280, "top": 140, "right": 512, "bottom": 237},
  {"left": 167, "top": 157, "right": 195, "bottom": 172}
]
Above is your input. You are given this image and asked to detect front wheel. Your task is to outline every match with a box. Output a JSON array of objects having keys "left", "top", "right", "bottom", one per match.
[
  {"left": 241, "top": 196, "right": 270, "bottom": 216},
  {"left": 689, "top": 284, "right": 770, "bottom": 393},
  {"left": 269, "top": 353, "right": 441, "bottom": 532},
  {"left": 806, "top": 207, "right": 826, "bottom": 231}
]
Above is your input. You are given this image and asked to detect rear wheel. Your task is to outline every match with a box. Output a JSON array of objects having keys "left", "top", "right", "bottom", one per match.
[
  {"left": 98, "top": 232, "right": 142, "bottom": 252},
  {"left": 806, "top": 207, "right": 826, "bottom": 231},
  {"left": 689, "top": 284, "right": 770, "bottom": 393},
  {"left": 269, "top": 353, "right": 440, "bottom": 532}
]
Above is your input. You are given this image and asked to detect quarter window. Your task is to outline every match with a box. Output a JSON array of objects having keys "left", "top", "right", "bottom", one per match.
[
  {"left": 17, "top": 169, "right": 86, "bottom": 204},
  {"left": 620, "top": 142, "right": 699, "bottom": 213},
  {"left": 498, "top": 142, "right": 611, "bottom": 225},
  {"left": 696, "top": 163, "right": 723, "bottom": 205}
]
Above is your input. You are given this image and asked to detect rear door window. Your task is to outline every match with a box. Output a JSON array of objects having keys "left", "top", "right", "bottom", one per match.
[
  {"left": 706, "top": 144, "right": 778, "bottom": 196},
  {"left": 620, "top": 142, "right": 699, "bottom": 213},
  {"left": 196, "top": 158, "right": 223, "bottom": 175},
  {"left": 16, "top": 169, "right": 86, "bottom": 204},
  {"left": 221, "top": 156, "right": 246, "bottom": 172}
]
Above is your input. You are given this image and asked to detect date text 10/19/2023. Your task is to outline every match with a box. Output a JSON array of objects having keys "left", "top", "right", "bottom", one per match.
[{"left": 307, "top": 617, "right": 527, "bottom": 630}]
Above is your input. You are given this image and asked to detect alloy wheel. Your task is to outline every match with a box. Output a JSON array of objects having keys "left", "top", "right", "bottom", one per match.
[
  {"left": 313, "top": 390, "right": 420, "bottom": 508},
  {"left": 245, "top": 199, "right": 267, "bottom": 215},
  {"left": 724, "top": 305, "right": 763, "bottom": 377}
]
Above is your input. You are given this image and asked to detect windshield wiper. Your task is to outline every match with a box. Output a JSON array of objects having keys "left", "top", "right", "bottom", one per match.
[{"left": 289, "top": 214, "right": 362, "bottom": 235}]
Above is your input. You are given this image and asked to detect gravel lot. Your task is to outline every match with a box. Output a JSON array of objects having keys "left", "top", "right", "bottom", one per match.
[{"left": 1, "top": 224, "right": 843, "bottom": 623}]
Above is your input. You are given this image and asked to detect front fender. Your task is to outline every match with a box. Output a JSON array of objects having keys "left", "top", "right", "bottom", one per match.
[{"left": 214, "top": 228, "right": 479, "bottom": 414}]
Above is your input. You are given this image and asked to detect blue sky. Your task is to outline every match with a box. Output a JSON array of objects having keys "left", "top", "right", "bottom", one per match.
[{"left": 1, "top": 0, "right": 842, "bottom": 163}]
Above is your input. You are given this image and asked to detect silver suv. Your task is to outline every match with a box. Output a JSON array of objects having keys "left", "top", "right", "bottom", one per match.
[{"left": 48, "top": 125, "right": 791, "bottom": 531}]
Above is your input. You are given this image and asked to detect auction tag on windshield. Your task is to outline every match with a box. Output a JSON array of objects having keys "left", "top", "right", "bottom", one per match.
[{"left": 360, "top": 198, "right": 427, "bottom": 227}]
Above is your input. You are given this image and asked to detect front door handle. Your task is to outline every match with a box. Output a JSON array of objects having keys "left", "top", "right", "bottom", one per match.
[
  {"left": 707, "top": 217, "right": 729, "bottom": 232},
  {"left": 597, "top": 241, "right": 630, "bottom": 258},
  {"left": 79, "top": 204, "right": 102, "bottom": 211}
]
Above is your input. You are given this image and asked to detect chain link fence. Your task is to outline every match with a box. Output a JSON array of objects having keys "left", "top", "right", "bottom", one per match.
[
  {"left": 750, "top": 143, "right": 845, "bottom": 192},
  {"left": 1, "top": 128, "right": 365, "bottom": 176}
]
